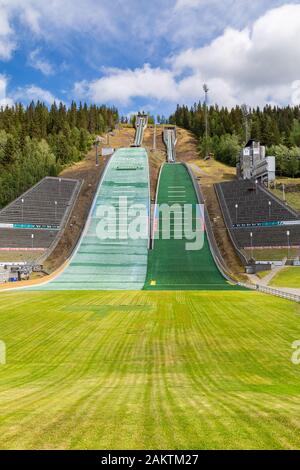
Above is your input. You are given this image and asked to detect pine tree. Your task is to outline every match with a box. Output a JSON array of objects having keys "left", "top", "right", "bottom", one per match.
[{"left": 3, "top": 135, "right": 16, "bottom": 165}]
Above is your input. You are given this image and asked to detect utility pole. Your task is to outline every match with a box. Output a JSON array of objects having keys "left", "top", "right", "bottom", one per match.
[
  {"left": 21, "top": 198, "right": 24, "bottom": 224},
  {"left": 241, "top": 104, "right": 250, "bottom": 143},
  {"left": 235, "top": 203, "right": 239, "bottom": 225},
  {"left": 203, "top": 84, "right": 209, "bottom": 159},
  {"left": 250, "top": 232, "right": 254, "bottom": 260},
  {"left": 287, "top": 230, "right": 290, "bottom": 259}
]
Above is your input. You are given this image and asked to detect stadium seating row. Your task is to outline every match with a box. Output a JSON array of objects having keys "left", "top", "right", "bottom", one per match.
[
  {"left": 0, "top": 177, "right": 80, "bottom": 251},
  {"left": 215, "top": 180, "right": 300, "bottom": 249}
]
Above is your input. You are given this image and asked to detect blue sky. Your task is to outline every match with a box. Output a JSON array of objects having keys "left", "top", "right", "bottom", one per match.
[{"left": 0, "top": 0, "right": 300, "bottom": 117}]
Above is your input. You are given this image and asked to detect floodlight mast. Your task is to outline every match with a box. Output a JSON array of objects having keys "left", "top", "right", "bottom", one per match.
[
  {"left": 241, "top": 104, "right": 250, "bottom": 143},
  {"left": 203, "top": 84, "right": 209, "bottom": 159}
]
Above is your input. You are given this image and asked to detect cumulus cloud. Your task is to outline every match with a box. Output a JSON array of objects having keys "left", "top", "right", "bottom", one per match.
[
  {"left": 13, "top": 85, "right": 62, "bottom": 105},
  {"left": 175, "top": 0, "right": 203, "bottom": 10},
  {"left": 0, "top": 5, "right": 16, "bottom": 59},
  {"left": 28, "top": 48, "right": 54, "bottom": 75},
  {"left": 73, "top": 4, "right": 300, "bottom": 109},
  {"left": 0, "top": 0, "right": 116, "bottom": 45},
  {"left": 1, "top": 1, "right": 299, "bottom": 112},
  {"left": 171, "top": 3, "right": 300, "bottom": 106},
  {"left": 292, "top": 81, "right": 300, "bottom": 106},
  {"left": 75, "top": 65, "right": 178, "bottom": 105},
  {"left": 0, "top": 75, "right": 14, "bottom": 107}
]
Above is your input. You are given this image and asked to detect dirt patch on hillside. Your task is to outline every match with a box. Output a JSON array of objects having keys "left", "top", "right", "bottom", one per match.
[{"left": 176, "top": 128, "right": 199, "bottom": 161}]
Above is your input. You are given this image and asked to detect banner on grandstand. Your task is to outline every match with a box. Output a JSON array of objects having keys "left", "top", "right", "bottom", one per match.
[
  {"left": 0, "top": 223, "right": 59, "bottom": 230},
  {"left": 233, "top": 220, "right": 300, "bottom": 228},
  {"left": 102, "top": 147, "right": 114, "bottom": 156}
]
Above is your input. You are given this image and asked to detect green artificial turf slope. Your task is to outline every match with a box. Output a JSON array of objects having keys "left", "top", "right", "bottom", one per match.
[{"left": 145, "top": 163, "right": 240, "bottom": 290}]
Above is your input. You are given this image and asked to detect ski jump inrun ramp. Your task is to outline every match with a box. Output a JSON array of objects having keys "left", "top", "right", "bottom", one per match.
[{"left": 4, "top": 146, "right": 239, "bottom": 291}]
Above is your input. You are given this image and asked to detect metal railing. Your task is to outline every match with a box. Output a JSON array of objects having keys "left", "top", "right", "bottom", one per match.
[{"left": 239, "top": 281, "right": 300, "bottom": 303}]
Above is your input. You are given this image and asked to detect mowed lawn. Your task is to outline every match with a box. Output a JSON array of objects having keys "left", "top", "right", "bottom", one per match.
[
  {"left": 270, "top": 267, "right": 300, "bottom": 289},
  {"left": 0, "top": 290, "right": 300, "bottom": 449}
]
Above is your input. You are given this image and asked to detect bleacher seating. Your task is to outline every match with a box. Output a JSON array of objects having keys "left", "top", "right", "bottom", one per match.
[
  {"left": 0, "top": 228, "right": 56, "bottom": 248},
  {"left": 0, "top": 177, "right": 79, "bottom": 226},
  {"left": 216, "top": 180, "right": 300, "bottom": 248},
  {"left": 0, "top": 177, "right": 80, "bottom": 253}
]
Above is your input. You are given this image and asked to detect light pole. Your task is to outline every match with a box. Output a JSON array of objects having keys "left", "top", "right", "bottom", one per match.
[
  {"left": 241, "top": 104, "right": 250, "bottom": 143},
  {"left": 268, "top": 200, "right": 272, "bottom": 220},
  {"left": 59, "top": 178, "right": 62, "bottom": 199},
  {"left": 21, "top": 198, "right": 24, "bottom": 224},
  {"left": 255, "top": 179, "right": 258, "bottom": 194},
  {"left": 250, "top": 231, "right": 254, "bottom": 260},
  {"left": 31, "top": 233, "right": 34, "bottom": 250},
  {"left": 287, "top": 230, "right": 290, "bottom": 259},
  {"left": 203, "top": 84, "right": 209, "bottom": 159},
  {"left": 54, "top": 200, "right": 57, "bottom": 223},
  {"left": 235, "top": 203, "right": 239, "bottom": 225}
]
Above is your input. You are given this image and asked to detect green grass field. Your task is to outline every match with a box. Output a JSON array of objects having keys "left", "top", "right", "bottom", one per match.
[
  {"left": 271, "top": 187, "right": 300, "bottom": 212},
  {"left": 270, "top": 267, "right": 300, "bottom": 288},
  {"left": 0, "top": 289, "right": 300, "bottom": 449}
]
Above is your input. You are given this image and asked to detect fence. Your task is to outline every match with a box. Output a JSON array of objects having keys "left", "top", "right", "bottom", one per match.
[{"left": 239, "top": 281, "right": 300, "bottom": 303}]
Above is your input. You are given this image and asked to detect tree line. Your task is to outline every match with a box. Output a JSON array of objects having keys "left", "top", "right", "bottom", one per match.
[
  {"left": 0, "top": 101, "right": 118, "bottom": 208},
  {"left": 169, "top": 103, "right": 300, "bottom": 177}
]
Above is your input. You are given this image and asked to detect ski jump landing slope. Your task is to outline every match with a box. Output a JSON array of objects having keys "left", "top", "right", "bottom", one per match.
[
  {"left": 144, "top": 163, "right": 239, "bottom": 290},
  {"left": 40, "top": 148, "right": 150, "bottom": 290}
]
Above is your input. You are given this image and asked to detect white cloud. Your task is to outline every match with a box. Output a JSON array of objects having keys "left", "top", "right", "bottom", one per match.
[
  {"left": 75, "top": 65, "right": 178, "bottom": 105},
  {"left": 169, "top": 3, "right": 300, "bottom": 107},
  {"left": 0, "top": 0, "right": 116, "bottom": 44},
  {"left": 292, "top": 81, "right": 300, "bottom": 106},
  {"left": 0, "top": 1, "right": 299, "bottom": 111},
  {"left": 175, "top": 0, "right": 203, "bottom": 10},
  {"left": 0, "top": 5, "right": 16, "bottom": 59},
  {"left": 0, "top": 0, "right": 289, "bottom": 61},
  {"left": 28, "top": 48, "right": 54, "bottom": 75},
  {"left": 13, "top": 85, "right": 62, "bottom": 105},
  {"left": 0, "top": 75, "right": 14, "bottom": 107},
  {"left": 73, "top": 4, "right": 300, "bottom": 109}
]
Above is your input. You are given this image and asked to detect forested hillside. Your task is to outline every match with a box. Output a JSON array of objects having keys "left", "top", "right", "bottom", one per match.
[
  {"left": 0, "top": 102, "right": 118, "bottom": 208},
  {"left": 170, "top": 103, "right": 300, "bottom": 177}
]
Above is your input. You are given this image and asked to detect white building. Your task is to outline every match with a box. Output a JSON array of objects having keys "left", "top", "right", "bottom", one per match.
[{"left": 237, "top": 140, "right": 275, "bottom": 182}]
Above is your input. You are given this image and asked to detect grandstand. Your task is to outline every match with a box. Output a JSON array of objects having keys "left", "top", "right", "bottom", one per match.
[
  {"left": 215, "top": 179, "right": 300, "bottom": 255},
  {"left": 0, "top": 177, "right": 80, "bottom": 257}
]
